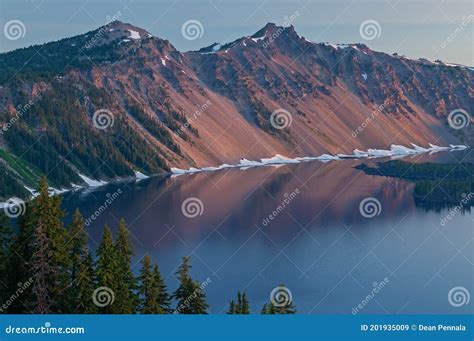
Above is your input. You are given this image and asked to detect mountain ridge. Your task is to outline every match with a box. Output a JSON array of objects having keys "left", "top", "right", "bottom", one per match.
[{"left": 0, "top": 21, "right": 472, "bottom": 199}]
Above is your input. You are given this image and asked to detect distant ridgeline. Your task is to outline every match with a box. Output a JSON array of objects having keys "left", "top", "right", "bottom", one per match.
[{"left": 356, "top": 160, "right": 474, "bottom": 211}]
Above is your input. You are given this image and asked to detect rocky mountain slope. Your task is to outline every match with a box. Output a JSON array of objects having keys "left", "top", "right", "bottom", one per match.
[{"left": 0, "top": 21, "right": 472, "bottom": 198}]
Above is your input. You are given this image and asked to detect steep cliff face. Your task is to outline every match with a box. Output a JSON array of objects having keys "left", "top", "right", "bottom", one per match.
[{"left": 0, "top": 21, "right": 472, "bottom": 198}]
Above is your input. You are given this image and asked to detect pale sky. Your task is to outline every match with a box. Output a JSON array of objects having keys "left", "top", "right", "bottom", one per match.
[{"left": 0, "top": 0, "right": 473, "bottom": 65}]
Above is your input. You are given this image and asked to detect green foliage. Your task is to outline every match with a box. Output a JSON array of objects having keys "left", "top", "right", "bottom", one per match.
[
  {"left": 227, "top": 291, "right": 250, "bottom": 314},
  {"left": 0, "top": 26, "right": 125, "bottom": 85},
  {"left": 1, "top": 177, "right": 292, "bottom": 315},
  {"left": 2, "top": 204, "right": 36, "bottom": 313},
  {"left": 248, "top": 98, "right": 293, "bottom": 144},
  {"left": 173, "top": 256, "right": 209, "bottom": 314},
  {"left": 65, "top": 210, "right": 97, "bottom": 313},
  {"left": 0, "top": 149, "right": 43, "bottom": 188},
  {"left": 152, "top": 264, "right": 171, "bottom": 313},
  {"left": 0, "top": 162, "right": 30, "bottom": 200},
  {"left": 127, "top": 103, "right": 181, "bottom": 155},
  {"left": 0, "top": 80, "right": 170, "bottom": 197},
  {"left": 30, "top": 177, "right": 69, "bottom": 313},
  {"left": 261, "top": 301, "right": 296, "bottom": 314},
  {"left": 356, "top": 160, "right": 474, "bottom": 209},
  {"left": 95, "top": 226, "right": 117, "bottom": 314},
  {"left": 0, "top": 214, "right": 12, "bottom": 309},
  {"left": 113, "top": 219, "right": 139, "bottom": 313},
  {"left": 138, "top": 255, "right": 170, "bottom": 314}
]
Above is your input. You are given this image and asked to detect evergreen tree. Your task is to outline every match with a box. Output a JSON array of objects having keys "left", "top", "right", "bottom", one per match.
[
  {"left": 65, "top": 210, "right": 96, "bottom": 313},
  {"left": 227, "top": 291, "right": 250, "bottom": 314},
  {"left": 31, "top": 220, "right": 52, "bottom": 313},
  {"left": 138, "top": 255, "right": 159, "bottom": 314},
  {"left": 152, "top": 263, "right": 171, "bottom": 313},
  {"left": 0, "top": 214, "right": 12, "bottom": 312},
  {"left": 173, "top": 256, "right": 209, "bottom": 314},
  {"left": 236, "top": 292, "right": 242, "bottom": 314},
  {"left": 76, "top": 252, "right": 97, "bottom": 313},
  {"left": 241, "top": 292, "right": 250, "bottom": 314},
  {"left": 3, "top": 205, "right": 35, "bottom": 313},
  {"left": 113, "top": 219, "right": 138, "bottom": 313},
  {"left": 30, "top": 177, "right": 69, "bottom": 313},
  {"left": 95, "top": 225, "right": 117, "bottom": 313}
]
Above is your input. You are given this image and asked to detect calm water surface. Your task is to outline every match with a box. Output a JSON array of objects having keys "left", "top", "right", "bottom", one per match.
[{"left": 61, "top": 151, "right": 474, "bottom": 314}]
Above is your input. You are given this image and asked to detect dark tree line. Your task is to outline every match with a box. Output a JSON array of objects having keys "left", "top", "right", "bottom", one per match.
[
  {"left": 356, "top": 161, "right": 474, "bottom": 210},
  {"left": 0, "top": 177, "right": 296, "bottom": 314}
]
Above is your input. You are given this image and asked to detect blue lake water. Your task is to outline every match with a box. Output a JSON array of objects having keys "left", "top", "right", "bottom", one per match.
[{"left": 61, "top": 151, "right": 474, "bottom": 314}]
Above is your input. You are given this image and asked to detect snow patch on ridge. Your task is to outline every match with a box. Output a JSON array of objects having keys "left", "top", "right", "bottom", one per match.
[
  {"left": 79, "top": 174, "right": 108, "bottom": 187},
  {"left": 128, "top": 29, "right": 141, "bottom": 40},
  {"left": 135, "top": 171, "right": 149, "bottom": 180}
]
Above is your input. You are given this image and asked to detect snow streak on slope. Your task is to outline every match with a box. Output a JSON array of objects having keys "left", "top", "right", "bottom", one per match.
[{"left": 171, "top": 144, "right": 468, "bottom": 175}]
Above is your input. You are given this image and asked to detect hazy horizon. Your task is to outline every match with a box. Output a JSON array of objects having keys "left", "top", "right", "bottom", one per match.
[{"left": 0, "top": 0, "right": 473, "bottom": 65}]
